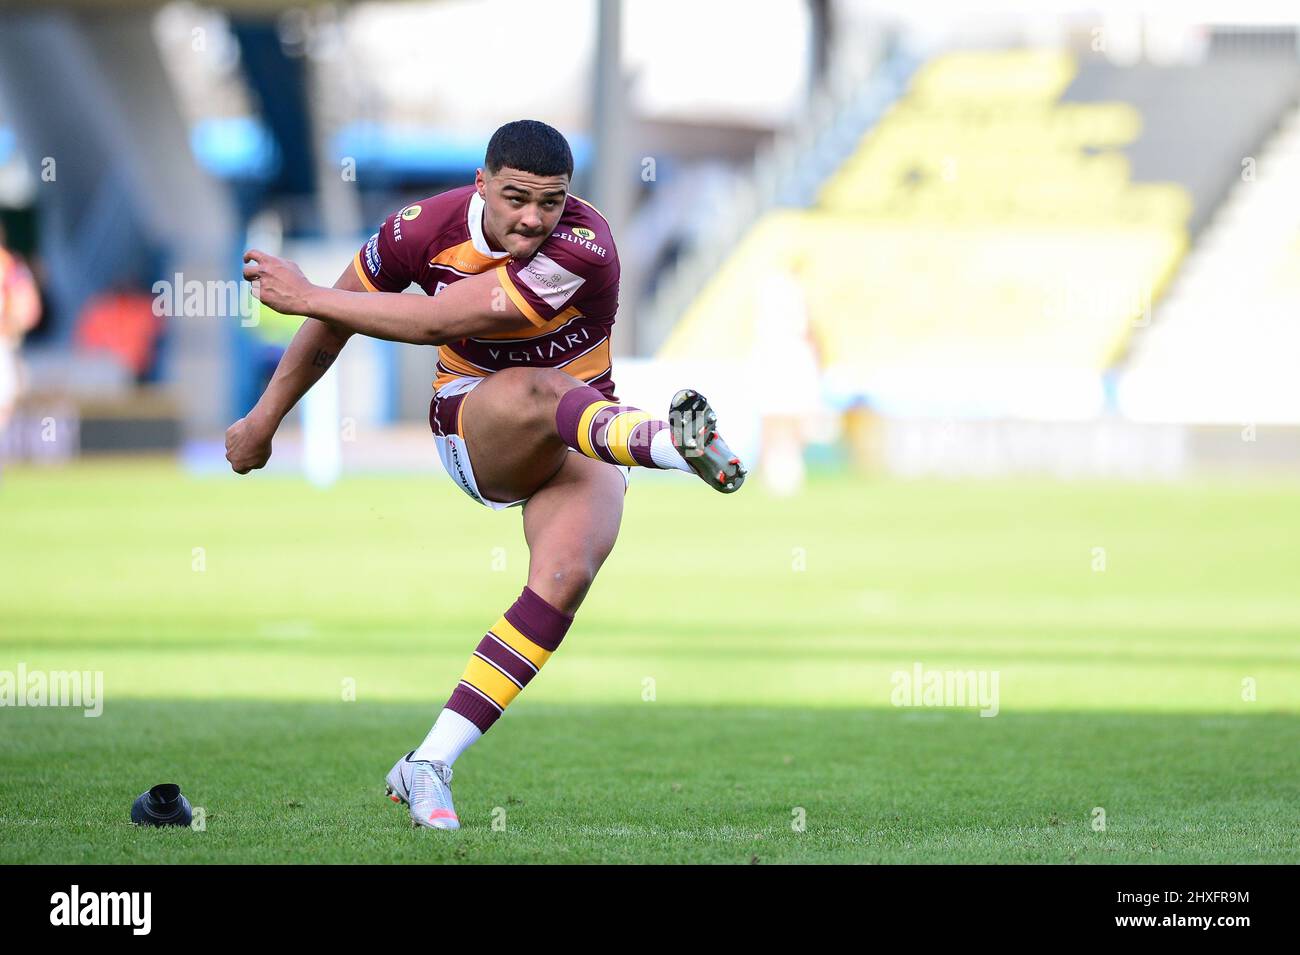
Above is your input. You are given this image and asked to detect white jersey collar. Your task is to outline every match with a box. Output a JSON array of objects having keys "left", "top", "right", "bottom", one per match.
[{"left": 468, "top": 191, "right": 511, "bottom": 259}]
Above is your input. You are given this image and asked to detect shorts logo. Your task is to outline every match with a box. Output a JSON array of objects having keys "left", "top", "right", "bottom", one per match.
[
  {"left": 447, "top": 438, "right": 482, "bottom": 503},
  {"left": 401, "top": 205, "right": 422, "bottom": 221},
  {"left": 572, "top": 227, "right": 595, "bottom": 240}
]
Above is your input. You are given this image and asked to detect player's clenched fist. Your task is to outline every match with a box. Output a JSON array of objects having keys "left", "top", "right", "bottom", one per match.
[
  {"left": 242, "top": 249, "right": 314, "bottom": 316},
  {"left": 225, "top": 414, "right": 275, "bottom": 474}
]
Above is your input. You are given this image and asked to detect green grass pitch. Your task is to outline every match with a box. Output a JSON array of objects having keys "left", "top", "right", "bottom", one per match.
[{"left": 1, "top": 461, "right": 1296, "bottom": 863}]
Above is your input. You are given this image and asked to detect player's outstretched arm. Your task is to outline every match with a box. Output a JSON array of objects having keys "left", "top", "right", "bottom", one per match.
[
  {"left": 224, "top": 262, "right": 360, "bottom": 474},
  {"left": 242, "top": 249, "right": 536, "bottom": 346}
]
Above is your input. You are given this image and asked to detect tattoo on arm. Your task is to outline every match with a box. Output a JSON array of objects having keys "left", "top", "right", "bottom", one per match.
[{"left": 311, "top": 349, "right": 337, "bottom": 370}]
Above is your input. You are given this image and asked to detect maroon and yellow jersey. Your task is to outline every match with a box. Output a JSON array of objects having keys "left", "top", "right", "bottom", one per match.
[{"left": 352, "top": 184, "right": 620, "bottom": 399}]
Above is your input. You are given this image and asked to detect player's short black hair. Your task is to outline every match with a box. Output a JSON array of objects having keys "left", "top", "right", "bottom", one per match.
[{"left": 484, "top": 120, "right": 574, "bottom": 179}]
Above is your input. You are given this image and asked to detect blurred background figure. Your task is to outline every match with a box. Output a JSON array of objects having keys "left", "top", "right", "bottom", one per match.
[
  {"left": 75, "top": 285, "right": 163, "bottom": 384},
  {"left": 0, "top": 224, "right": 41, "bottom": 435},
  {"left": 751, "top": 254, "right": 824, "bottom": 496}
]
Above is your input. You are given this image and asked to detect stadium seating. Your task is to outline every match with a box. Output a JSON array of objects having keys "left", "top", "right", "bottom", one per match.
[
  {"left": 1118, "top": 105, "right": 1300, "bottom": 424},
  {"left": 661, "top": 50, "right": 1195, "bottom": 418}
]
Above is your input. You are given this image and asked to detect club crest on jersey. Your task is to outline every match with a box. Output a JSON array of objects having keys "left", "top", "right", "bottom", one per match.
[{"left": 393, "top": 204, "right": 421, "bottom": 243}]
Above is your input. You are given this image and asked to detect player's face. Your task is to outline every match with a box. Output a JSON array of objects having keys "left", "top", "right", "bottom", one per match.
[{"left": 478, "top": 167, "right": 569, "bottom": 259}]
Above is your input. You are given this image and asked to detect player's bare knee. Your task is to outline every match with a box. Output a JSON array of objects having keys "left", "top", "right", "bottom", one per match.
[
  {"left": 534, "top": 556, "right": 598, "bottom": 606},
  {"left": 504, "top": 367, "right": 583, "bottom": 427},
  {"left": 531, "top": 367, "right": 583, "bottom": 404}
]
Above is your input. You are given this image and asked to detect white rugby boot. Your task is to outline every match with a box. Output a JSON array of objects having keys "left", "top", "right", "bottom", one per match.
[{"left": 385, "top": 751, "right": 460, "bottom": 831}]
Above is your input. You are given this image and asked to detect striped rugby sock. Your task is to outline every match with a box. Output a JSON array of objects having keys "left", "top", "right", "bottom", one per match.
[
  {"left": 555, "top": 385, "right": 692, "bottom": 472},
  {"left": 436, "top": 587, "right": 575, "bottom": 746}
]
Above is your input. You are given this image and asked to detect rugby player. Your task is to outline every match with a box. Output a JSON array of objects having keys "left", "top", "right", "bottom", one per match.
[{"left": 227, "top": 120, "right": 746, "bottom": 831}]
